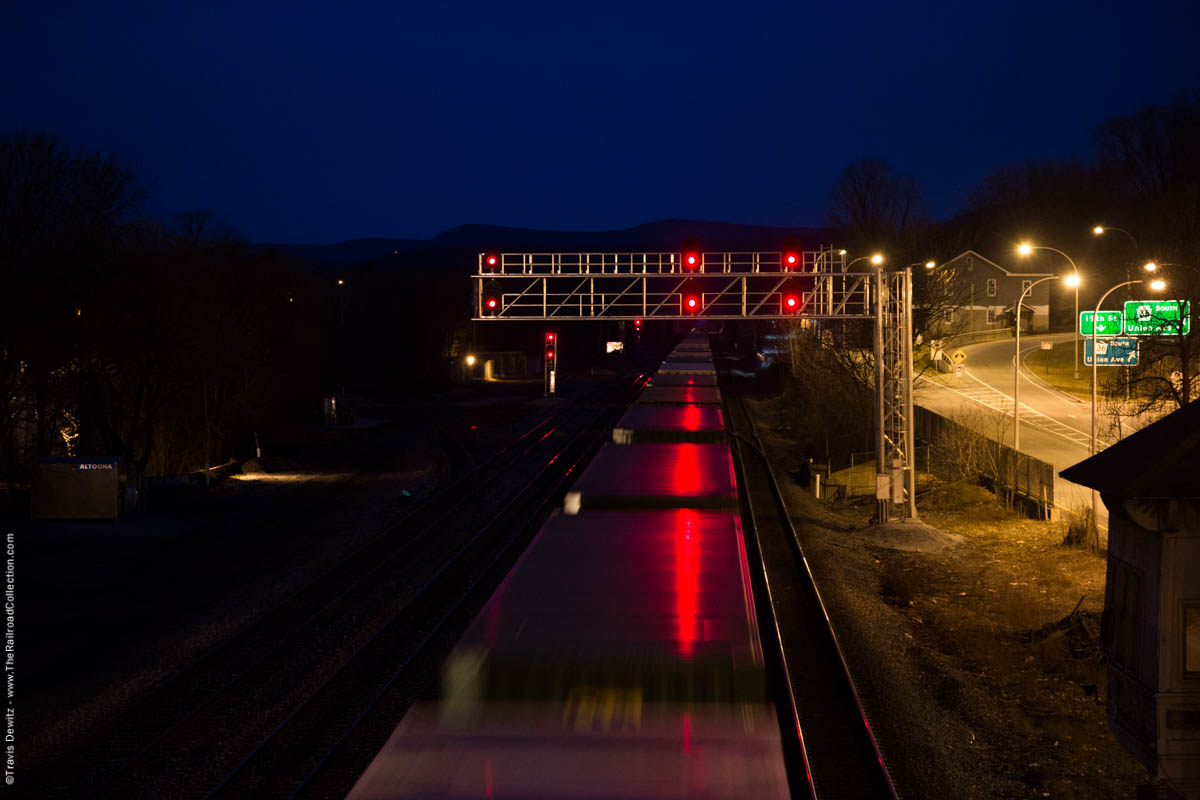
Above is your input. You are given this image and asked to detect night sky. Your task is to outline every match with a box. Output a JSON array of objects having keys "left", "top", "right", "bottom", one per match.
[{"left": 4, "top": 1, "right": 1197, "bottom": 244}]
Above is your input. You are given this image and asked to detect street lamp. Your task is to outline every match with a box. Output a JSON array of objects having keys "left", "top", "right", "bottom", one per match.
[
  {"left": 1092, "top": 225, "right": 1138, "bottom": 249},
  {"left": 1014, "top": 273, "right": 1079, "bottom": 453},
  {"left": 1088, "top": 268, "right": 1165, "bottom": 544},
  {"left": 1018, "top": 243, "right": 1082, "bottom": 378},
  {"left": 847, "top": 253, "right": 885, "bottom": 269}
]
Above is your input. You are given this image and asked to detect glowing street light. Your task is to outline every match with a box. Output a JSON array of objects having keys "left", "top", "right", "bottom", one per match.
[
  {"left": 1018, "top": 242, "right": 1082, "bottom": 378},
  {"left": 1091, "top": 225, "right": 1138, "bottom": 249},
  {"left": 465, "top": 354, "right": 477, "bottom": 367},
  {"left": 847, "top": 253, "right": 886, "bottom": 269}
]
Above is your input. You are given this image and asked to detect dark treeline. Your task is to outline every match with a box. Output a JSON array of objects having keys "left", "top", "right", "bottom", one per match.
[
  {"left": 4, "top": 91, "right": 1197, "bottom": 501},
  {"left": 0, "top": 132, "right": 335, "bottom": 499}
]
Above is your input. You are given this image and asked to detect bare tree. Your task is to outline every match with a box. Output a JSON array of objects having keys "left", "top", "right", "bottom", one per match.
[{"left": 827, "top": 158, "right": 928, "bottom": 243}]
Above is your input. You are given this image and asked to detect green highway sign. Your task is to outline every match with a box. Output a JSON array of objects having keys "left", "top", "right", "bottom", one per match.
[
  {"left": 1124, "top": 300, "right": 1191, "bottom": 336},
  {"left": 1079, "top": 310, "right": 1124, "bottom": 336},
  {"left": 1085, "top": 337, "right": 1139, "bottom": 366}
]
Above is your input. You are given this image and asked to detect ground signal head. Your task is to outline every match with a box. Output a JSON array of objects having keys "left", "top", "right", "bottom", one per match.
[
  {"left": 482, "top": 252, "right": 499, "bottom": 270},
  {"left": 783, "top": 252, "right": 799, "bottom": 270}
]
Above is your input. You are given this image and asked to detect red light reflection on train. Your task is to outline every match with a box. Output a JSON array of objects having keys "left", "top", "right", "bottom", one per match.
[{"left": 675, "top": 509, "right": 700, "bottom": 657}]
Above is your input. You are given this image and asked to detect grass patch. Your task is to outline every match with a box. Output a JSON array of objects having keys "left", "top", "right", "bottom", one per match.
[{"left": 1023, "top": 343, "right": 1094, "bottom": 400}]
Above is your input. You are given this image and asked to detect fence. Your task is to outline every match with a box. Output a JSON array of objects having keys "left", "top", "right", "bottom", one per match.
[{"left": 913, "top": 406, "right": 1055, "bottom": 518}]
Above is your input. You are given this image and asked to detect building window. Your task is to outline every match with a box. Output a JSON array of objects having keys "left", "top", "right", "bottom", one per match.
[
  {"left": 1022, "top": 279, "right": 1032, "bottom": 293},
  {"left": 987, "top": 278, "right": 997, "bottom": 297},
  {"left": 966, "top": 256, "right": 974, "bottom": 268},
  {"left": 1187, "top": 605, "right": 1200, "bottom": 677},
  {"left": 986, "top": 308, "right": 997, "bottom": 324}
]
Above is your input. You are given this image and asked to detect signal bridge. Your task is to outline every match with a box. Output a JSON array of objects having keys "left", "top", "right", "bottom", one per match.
[{"left": 471, "top": 247, "right": 919, "bottom": 521}]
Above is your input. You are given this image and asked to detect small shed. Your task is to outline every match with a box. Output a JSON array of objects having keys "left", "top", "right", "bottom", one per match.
[{"left": 1060, "top": 400, "right": 1200, "bottom": 799}]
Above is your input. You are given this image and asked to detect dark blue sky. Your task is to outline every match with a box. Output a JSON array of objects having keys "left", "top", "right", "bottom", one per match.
[{"left": 4, "top": 1, "right": 1197, "bottom": 243}]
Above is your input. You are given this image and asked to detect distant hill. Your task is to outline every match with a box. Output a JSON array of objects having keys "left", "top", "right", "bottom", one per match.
[{"left": 257, "top": 219, "right": 838, "bottom": 267}]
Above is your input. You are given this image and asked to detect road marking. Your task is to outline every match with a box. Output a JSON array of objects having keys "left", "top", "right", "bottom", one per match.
[{"left": 917, "top": 373, "right": 1103, "bottom": 451}]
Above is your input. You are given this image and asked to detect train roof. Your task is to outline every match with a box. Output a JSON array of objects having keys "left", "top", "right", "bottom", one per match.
[
  {"left": 565, "top": 443, "right": 738, "bottom": 512},
  {"left": 613, "top": 405, "right": 726, "bottom": 444},
  {"left": 636, "top": 385, "right": 722, "bottom": 406}
]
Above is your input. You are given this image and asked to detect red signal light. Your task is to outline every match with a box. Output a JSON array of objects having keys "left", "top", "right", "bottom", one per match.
[
  {"left": 687, "top": 297, "right": 696, "bottom": 308},
  {"left": 784, "top": 252, "right": 798, "bottom": 270},
  {"left": 546, "top": 332, "right": 555, "bottom": 342},
  {"left": 780, "top": 276, "right": 804, "bottom": 315},
  {"left": 484, "top": 253, "right": 498, "bottom": 268},
  {"left": 634, "top": 318, "right": 642, "bottom": 328},
  {"left": 547, "top": 350, "right": 554, "bottom": 359},
  {"left": 482, "top": 279, "right": 502, "bottom": 316},
  {"left": 681, "top": 237, "right": 702, "bottom": 272}
]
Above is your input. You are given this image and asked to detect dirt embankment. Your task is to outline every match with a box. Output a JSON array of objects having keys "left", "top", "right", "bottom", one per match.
[{"left": 749, "top": 395, "right": 1150, "bottom": 800}]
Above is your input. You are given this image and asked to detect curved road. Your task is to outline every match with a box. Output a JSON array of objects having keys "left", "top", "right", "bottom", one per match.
[{"left": 914, "top": 332, "right": 1104, "bottom": 527}]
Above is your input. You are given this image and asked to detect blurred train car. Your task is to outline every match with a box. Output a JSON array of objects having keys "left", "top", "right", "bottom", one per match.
[{"left": 347, "top": 333, "right": 793, "bottom": 799}]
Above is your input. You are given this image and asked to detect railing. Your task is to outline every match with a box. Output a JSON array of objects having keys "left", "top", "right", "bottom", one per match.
[
  {"left": 473, "top": 272, "right": 877, "bottom": 320},
  {"left": 477, "top": 249, "right": 846, "bottom": 276}
]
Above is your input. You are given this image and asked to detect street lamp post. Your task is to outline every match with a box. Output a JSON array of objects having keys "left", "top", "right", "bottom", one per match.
[
  {"left": 1093, "top": 225, "right": 1140, "bottom": 399},
  {"left": 1088, "top": 273, "right": 1166, "bottom": 545},
  {"left": 1019, "top": 244, "right": 1082, "bottom": 378},
  {"left": 1014, "top": 275, "right": 1070, "bottom": 453}
]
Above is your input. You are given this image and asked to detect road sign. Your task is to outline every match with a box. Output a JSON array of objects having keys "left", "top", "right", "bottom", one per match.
[
  {"left": 951, "top": 349, "right": 967, "bottom": 364},
  {"left": 1079, "top": 310, "right": 1123, "bottom": 336},
  {"left": 1084, "top": 337, "right": 1139, "bottom": 366},
  {"left": 1040, "top": 341, "right": 1052, "bottom": 350},
  {"left": 955, "top": 363, "right": 964, "bottom": 377},
  {"left": 1123, "top": 300, "right": 1191, "bottom": 336}
]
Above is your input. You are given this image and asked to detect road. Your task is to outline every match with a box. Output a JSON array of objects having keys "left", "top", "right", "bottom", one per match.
[{"left": 915, "top": 332, "right": 1103, "bottom": 527}]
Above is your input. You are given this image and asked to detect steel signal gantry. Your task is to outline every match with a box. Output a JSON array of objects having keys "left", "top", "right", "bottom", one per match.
[{"left": 473, "top": 249, "right": 918, "bottom": 521}]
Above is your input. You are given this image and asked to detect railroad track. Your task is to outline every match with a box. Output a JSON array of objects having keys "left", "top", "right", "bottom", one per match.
[
  {"left": 721, "top": 366, "right": 900, "bottom": 800},
  {"left": 30, "top": 372, "right": 649, "bottom": 799}
]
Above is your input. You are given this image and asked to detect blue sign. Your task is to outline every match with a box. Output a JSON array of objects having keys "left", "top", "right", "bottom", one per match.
[{"left": 1084, "top": 337, "right": 1139, "bottom": 366}]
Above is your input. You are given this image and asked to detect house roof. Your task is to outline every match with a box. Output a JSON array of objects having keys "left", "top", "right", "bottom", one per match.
[
  {"left": 943, "top": 249, "right": 1054, "bottom": 278},
  {"left": 1059, "top": 399, "right": 1200, "bottom": 498}
]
